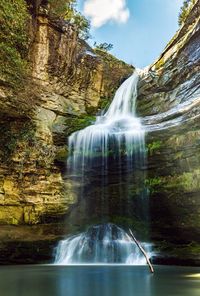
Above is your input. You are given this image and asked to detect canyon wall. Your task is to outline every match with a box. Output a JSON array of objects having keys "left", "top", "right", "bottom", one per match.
[
  {"left": 0, "top": 6, "right": 133, "bottom": 226},
  {"left": 137, "top": 0, "right": 200, "bottom": 264}
]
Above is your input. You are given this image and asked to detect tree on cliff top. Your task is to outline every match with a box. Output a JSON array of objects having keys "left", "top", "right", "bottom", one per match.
[
  {"left": 94, "top": 42, "right": 114, "bottom": 52},
  {"left": 178, "top": 0, "right": 196, "bottom": 26},
  {"left": 48, "top": 0, "right": 76, "bottom": 18},
  {"left": 48, "top": 0, "right": 90, "bottom": 40}
]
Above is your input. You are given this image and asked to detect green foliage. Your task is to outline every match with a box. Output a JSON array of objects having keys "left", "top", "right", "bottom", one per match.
[
  {"left": 48, "top": 0, "right": 76, "bottom": 17},
  {"left": 111, "top": 216, "right": 149, "bottom": 239},
  {"left": 156, "top": 241, "right": 200, "bottom": 257},
  {"left": 65, "top": 115, "right": 95, "bottom": 136},
  {"left": 147, "top": 141, "right": 162, "bottom": 155},
  {"left": 48, "top": 0, "right": 90, "bottom": 40},
  {"left": 72, "top": 12, "right": 90, "bottom": 40},
  {"left": 173, "top": 170, "right": 200, "bottom": 191},
  {"left": 178, "top": 0, "right": 195, "bottom": 26},
  {"left": 98, "top": 97, "right": 111, "bottom": 112},
  {"left": 94, "top": 42, "right": 113, "bottom": 52},
  {"left": 145, "top": 177, "right": 162, "bottom": 194},
  {"left": 0, "top": 0, "right": 29, "bottom": 87},
  {"left": 0, "top": 43, "right": 28, "bottom": 87}
]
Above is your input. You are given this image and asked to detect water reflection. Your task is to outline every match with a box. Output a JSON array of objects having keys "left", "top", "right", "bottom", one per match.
[
  {"left": 0, "top": 265, "right": 199, "bottom": 296},
  {"left": 58, "top": 266, "right": 152, "bottom": 296}
]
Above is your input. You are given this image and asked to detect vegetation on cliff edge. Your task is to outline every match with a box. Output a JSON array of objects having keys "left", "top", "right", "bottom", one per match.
[
  {"left": 0, "top": 0, "right": 29, "bottom": 88},
  {"left": 178, "top": 0, "right": 196, "bottom": 26},
  {"left": 48, "top": 0, "right": 90, "bottom": 40}
]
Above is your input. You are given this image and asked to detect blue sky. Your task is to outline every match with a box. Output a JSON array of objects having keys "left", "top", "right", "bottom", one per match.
[{"left": 77, "top": 0, "right": 183, "bottom": 68}]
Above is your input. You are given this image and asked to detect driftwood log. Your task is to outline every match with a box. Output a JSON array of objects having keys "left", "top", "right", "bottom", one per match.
[{"left": 129, "top": 229, "right": 154, "bottom": 273}]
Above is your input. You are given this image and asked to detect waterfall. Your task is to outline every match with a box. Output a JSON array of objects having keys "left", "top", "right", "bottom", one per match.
[
  {"left": 55, "top": 224, "right": 152, "bottom": 265},
  {"left": 67, "top": 70, "right": 145, "bottom": 172},
  {"left": 55, "top": 69, "right": 151, "bottom": 265}
]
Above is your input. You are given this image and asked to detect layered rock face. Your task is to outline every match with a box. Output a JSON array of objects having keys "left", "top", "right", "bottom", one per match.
[
  {"left": 137, "top": 0, "right": 200, "bottom": 264},
  {"left": 0, "top": 7, "right": 133, "bottom": 227}
]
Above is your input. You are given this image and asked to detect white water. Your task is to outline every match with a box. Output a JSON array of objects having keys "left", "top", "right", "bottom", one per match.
[
  {"left": 68, "top": 70, "right": 145, "bottom": 172},
  {"left": 55, "top": 224, "right": 152, "bottom": 265},
  {"left": 55, "top": 69, "right": 152, "bottom": 265}
]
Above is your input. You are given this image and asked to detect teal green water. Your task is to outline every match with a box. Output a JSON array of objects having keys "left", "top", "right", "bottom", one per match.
[{"left": 0, "top": 265, "right": 199, "bottom": 296}]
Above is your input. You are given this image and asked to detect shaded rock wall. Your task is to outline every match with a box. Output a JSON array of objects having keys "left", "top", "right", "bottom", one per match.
[{"left": 137, "top": 0, "right": 200, "bottom": 264}]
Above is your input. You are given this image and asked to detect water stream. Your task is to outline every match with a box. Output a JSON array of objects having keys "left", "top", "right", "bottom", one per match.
[{"left": 55, "top": 69, "right": 152, "bottom": 264}]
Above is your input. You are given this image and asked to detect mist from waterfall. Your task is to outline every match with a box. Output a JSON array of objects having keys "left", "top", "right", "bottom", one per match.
[{"left": 55, "top": 69, "right": 151, "bottom": 265}]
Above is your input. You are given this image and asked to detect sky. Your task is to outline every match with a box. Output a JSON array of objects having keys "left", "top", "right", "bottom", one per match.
[{"left": 77, "top": 0, "right": 184, "bottom": 68}]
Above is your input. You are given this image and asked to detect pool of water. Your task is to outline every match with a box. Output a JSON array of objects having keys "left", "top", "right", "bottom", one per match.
[{"left": 0, "top": 265, "right": 199, "bottom": 296}]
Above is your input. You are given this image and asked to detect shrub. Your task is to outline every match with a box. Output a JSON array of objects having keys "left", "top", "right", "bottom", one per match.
[
  {"left": 48, "top": 0, "right": 76, "bottom": 18},
  {"left": 0, "top": 0, "right": 29, "bottom": 87},
  {"left": 94, "top": 42, "right": 113, "bottom": 52},
  {"left": 178, "top": 0, "right": 195, "bottom": 26},
  {"left": 0, "top": 43, "right": 28, "bottom": 87}
]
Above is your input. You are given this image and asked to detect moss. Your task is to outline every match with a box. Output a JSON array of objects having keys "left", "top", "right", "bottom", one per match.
[
  {"left": 156, "top": 241, "right": 200, "bottom": 257},
  {"left": 174, "top": 151, "right": 184, "bottom": 160},
  {"left": 65, "top": 115, "right": 96, "bottom": 136},
  {"left": 110, "top": 216, "right": 149, "bottom": 239},
  {"left": 98, "top": 97, "right": 111, "bottom": 112},
  {"left": 154, "top": 56, "right": 165, "bottom": 70},
  {"left": 55, "top": 147, "right": 68, "bottom": 162},
  {"left": 146, "top": 169, "right": 200, "bottom": 195},
  {"left": 159, "top": 170, "right": 200, "bottom": 192},
  {"left": 145, "top": 177, "right": 162, "bottom": 194},
  {"left": 147, "top": 140, "right": 162, "bottom": 156}
]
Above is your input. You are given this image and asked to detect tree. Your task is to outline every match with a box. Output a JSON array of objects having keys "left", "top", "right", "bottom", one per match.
[
  {"left": 48, "top": 0, "right": 76, "bottom": 18},
  {"left": 94, "top": 42, "right": 113, "bottom": 52},
  {"left": 178, "top": 0, "right": 195, "bottom": 26},
  {"left": 48, "top": 0, "right": 90, "bottom": 40}
]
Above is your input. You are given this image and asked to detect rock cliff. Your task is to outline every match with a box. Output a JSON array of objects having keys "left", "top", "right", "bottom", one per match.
[
  {"left": 137, "top": 0, "right": 200, "bottom": 265},
  {"left": 0, "top": 4, "right": 133, "bottom": 226}
]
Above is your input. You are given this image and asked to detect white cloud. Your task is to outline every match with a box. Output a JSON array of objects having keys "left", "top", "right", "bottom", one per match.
[{"left": 83, "top": 0, "right": 130, "bottom": 28}]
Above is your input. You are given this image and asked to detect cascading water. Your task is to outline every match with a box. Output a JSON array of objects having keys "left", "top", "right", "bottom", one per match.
[
  {"left": 55, "top": 224, "right": 152, "bottom": 265},
  {"left": 68, "top": 70, "right": 145, "bottom": 171},
  {"left": 55, "top": 69, "right": 152, "bottom": 265}
]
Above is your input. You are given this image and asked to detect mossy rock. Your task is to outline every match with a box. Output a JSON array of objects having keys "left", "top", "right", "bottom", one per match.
[
  {"left": 64, "top": 115, "right": 96, "bottom": 137},
  {"left": 55, "top": 147, "right": 68, "bottom": 162}
]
